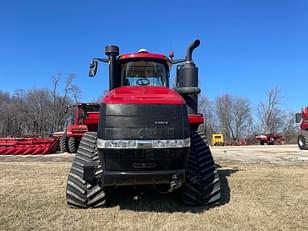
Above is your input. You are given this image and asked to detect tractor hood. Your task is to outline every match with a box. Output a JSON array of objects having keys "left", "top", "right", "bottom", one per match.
[{"left": 102, "top": 86, "right": 185, "bottom": 105}]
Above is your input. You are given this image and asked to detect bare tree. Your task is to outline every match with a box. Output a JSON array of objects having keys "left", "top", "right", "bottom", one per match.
[
  {"left": 232, "top": 97, "right": 253, "bottom": 139},
  {"left": 0, "top": 74, "right": 78, "bottom": 138},
  {"left": 216, "top": 94, "right": 235, "bottom": 140},
  {"left": 25, "top": 89, "right": 53, "bottom": 136},
  {"left": 69, "top": 84, "right": 82, "bottom": 104},
  {"left": 0, "top": 91, "right": 10, "bottom": 105},
  {"left": 51, "top": 74, "right": 61, "bottom": 134},
  {"left": 0, "top": 91, "right": 11, "bottom": 136},
  {"left": 1, "top": 90, "right": 27, "bottom": 137},
  {"left": 51, "top": 74, "right": 77, "bottom": 133},
  {"left": 198, "top": 95, "right": 217, "bottom": 141},
  {"left": 258, "top": 87, "right": 284, "bottom": 134},
  {"left": 282, "top": 112, "right": 298, "bottom": 144},
  {"left": 65, "top": 73, "right": 82, "bottom": 103},
  {"left": 216, "top": 94, "right": 252, "bottom": 141}
]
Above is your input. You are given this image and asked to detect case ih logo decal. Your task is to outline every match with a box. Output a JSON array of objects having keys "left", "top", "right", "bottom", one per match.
[{"left": 154, "top": 121, "right": 169, "bottom": 125}]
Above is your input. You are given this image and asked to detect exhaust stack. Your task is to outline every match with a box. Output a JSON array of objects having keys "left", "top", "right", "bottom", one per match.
[
  {"left": 176, "top": 40, "right": 201, "bottom": 114},
  {"left": 186, "top": 39, "right": 200, "bottom": 62},
  {"left": 105, "top": 45, "right": 120, "bottom": 90}
]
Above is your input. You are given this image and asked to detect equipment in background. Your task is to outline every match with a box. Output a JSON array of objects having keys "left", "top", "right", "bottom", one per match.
[
  {"left": 255, "top": 134, "right": 284, "bottom": 145},
  {"left": 0, "top": 137, "right": 59, "bottom": 155},
  {"left": 295, "top": 107, "right": 308, "bottom": 150},
  {"left": 212, "top": 133, "right": 224, "bottom": 146},
  {"left": 54, "top": 103, "right": 100, "bottom": 153}
]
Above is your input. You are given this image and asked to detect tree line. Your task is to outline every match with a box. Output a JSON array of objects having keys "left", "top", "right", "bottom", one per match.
[
  {"left": 199, "top": 87, "right": 298, "bottom": 144},
  {"left": 0, "top": 74, "right": 80, "bottom": 137},
  {"left": 0, "top": 78, "right": 298, "bottom": 143}
]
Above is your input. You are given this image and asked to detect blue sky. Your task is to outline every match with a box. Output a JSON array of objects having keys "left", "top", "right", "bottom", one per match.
[{"left": 0, "top": 0, "right": 307, "bottom": 112}]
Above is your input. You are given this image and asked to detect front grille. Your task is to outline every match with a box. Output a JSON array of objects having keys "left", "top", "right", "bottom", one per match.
[
  {"left": 100, "top": 148, "right": 189, "bottom": 171},
  {"left": 104, "top": 148, "right": 187, "bottom": 160}
]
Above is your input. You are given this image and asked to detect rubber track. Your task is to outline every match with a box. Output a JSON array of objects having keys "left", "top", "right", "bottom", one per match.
[
  {"left": 60, "top": 135, "right": 68, "bottom": 153},
  {"left": 66, "top": 132, "right": 106, "bottom": 208},
  {"left": 68, "top": 137, "right": 79, "bottom": 153},
  {"left": 181, "top": 130, "right": 221, "bottom": 206},
  {"left": 298, "top": 133, "right": 308, "bottom": 150}
]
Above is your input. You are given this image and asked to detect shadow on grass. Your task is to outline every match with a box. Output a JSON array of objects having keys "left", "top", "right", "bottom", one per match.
[
  {"left": 215, "top": 164, "right": 238, "bottom": 206},
  {"left": 106, "top": 165, "right": 238, "bottom": 213}
]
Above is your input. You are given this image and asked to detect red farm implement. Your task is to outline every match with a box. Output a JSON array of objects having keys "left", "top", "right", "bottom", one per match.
[
  {"left": 296, "top": 106, "right": 308, "bottom": 150},
  {"left": 55, "top": 103, "right": 100, "bottom": 153},
  {"left": 0, "top": 137, "right": 59, "bottom": 155},
  {"left": 255, "top": 134, "right": 284, "bottom": 145}
]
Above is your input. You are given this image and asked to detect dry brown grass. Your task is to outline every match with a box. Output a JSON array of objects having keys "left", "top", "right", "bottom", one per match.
[{"left": 0, "top": 160, "right": 308, "bottom": 231}]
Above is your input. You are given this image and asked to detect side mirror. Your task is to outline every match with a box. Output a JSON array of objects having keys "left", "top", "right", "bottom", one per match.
[
  {"left": 295, "top": 112, "right": 302, "bottom": 123},
  {"left": 89, "top": 61, "right": 98, "bottom": 77}
]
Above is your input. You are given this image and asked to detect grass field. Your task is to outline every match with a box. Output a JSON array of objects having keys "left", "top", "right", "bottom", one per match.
[{"left": 0, "top": 159, "right": 307, "bottom": 231}]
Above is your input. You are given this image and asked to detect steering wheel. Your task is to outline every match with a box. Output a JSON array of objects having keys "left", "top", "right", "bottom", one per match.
[{"left": 136, "top": 78, "right": 150, "bottom": 86}]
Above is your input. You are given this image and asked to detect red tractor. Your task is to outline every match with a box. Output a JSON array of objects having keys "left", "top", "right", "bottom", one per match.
[
  {"left": 296, "top": 106, "right": 308, "bottom": 150},
  {"left": 66, "top": 40, "right": 221, "bottom": 208},
  {"left": 55, "top": 103, "right": 100, "bottom": 153}
]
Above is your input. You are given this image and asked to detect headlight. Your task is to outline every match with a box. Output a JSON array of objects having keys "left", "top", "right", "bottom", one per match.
[
  {"left": 97, "top": 139, "right": 137, "bottom": 149},
  {"left": 97, "top": 138, "right": 190, "bottom": 149}
]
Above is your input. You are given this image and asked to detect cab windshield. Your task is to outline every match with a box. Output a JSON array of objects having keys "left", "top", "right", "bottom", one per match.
[
  {"left": 80, "top": 104, "right": 100, "bottom": 112},
  {"left": 64, "top": 107, "right": 75, "bottom": 127},
  {"left": 64, "top": 104, "right": 100, "bottom": 127},
  {"left": 121, "top": 59, "right": 169, "bottom": 87}
]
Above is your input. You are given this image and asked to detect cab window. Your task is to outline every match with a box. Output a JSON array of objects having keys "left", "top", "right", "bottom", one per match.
[{"left": 121, "top": 59, "right": 169, "bottom": 87}]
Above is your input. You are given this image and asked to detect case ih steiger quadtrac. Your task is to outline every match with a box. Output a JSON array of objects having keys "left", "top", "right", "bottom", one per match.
[
  {"left": 55, "top": 103, "right": 100, "bottom": 153},
  {"left": 296, "top": 106, "right": 308, "bottom": 150},
  {"left": 66, "top": 40, "right": 221, "bottom": 208}
]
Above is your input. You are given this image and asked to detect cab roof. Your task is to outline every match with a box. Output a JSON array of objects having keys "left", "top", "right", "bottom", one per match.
[
  {"left": 69, "top": 103, "right": 100, "bottom": 107},
  {"left": 118, "top": 52, "right": 170, "bottom": 62}
]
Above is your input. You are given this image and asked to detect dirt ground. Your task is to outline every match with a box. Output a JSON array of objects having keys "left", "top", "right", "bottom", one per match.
[
  {"left": 0, "top": 145, "right": 307, "bottom": 230},
  {"left": 212, "top": 144, "right": 308, "bottom": 164}
]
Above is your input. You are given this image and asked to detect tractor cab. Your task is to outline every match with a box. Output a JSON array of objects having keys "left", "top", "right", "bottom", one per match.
[
  {"left": 118, "top": 50, "right": 170, "bottom": 87},
  {"left": 64, "top": 103, "right": 100, "bottom": 126},
  {"left": 89, "top": 40, "right": 201, "bottom": 116}
]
